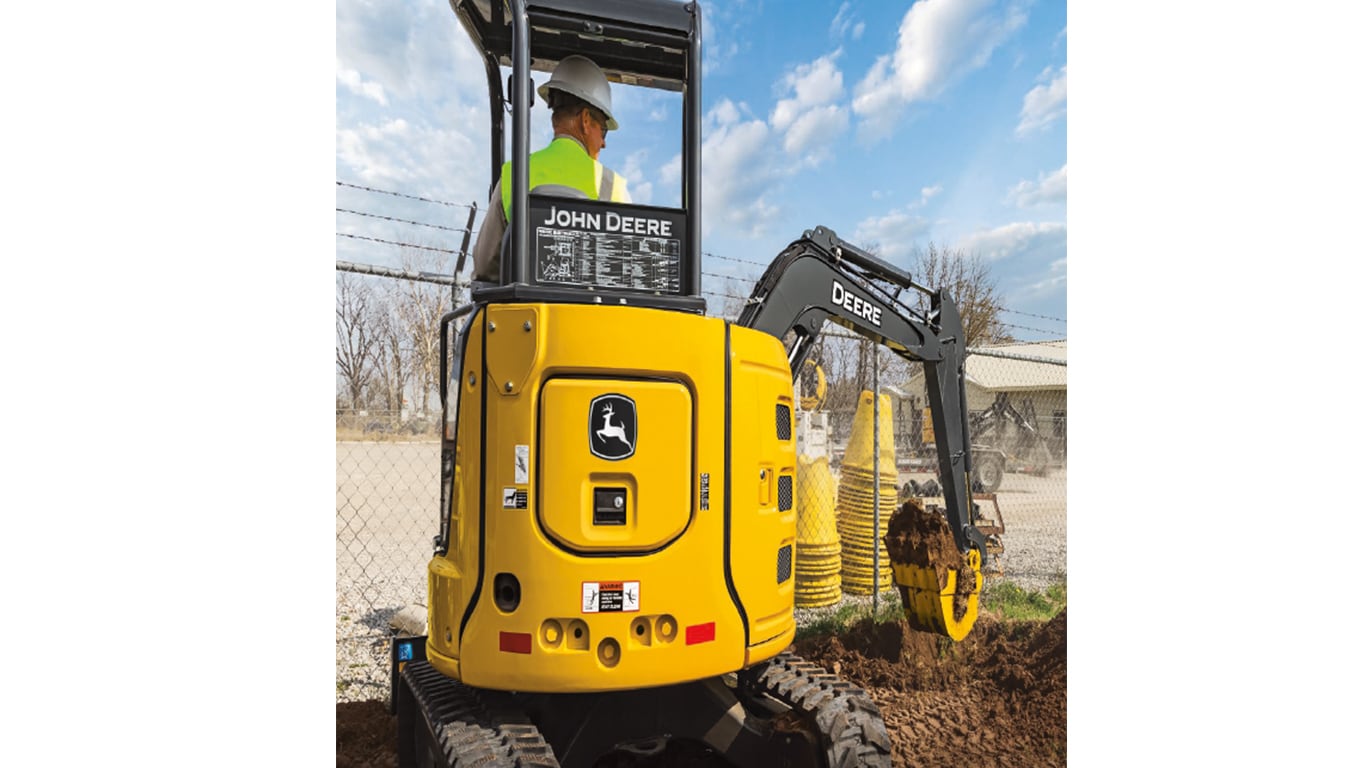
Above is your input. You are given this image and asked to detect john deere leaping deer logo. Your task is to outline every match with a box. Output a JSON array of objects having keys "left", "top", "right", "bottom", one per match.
[{"left": 589, "top": 394, "right": 636, "bottom": 460}]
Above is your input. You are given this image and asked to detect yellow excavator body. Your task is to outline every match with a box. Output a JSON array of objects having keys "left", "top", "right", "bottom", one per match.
[{"left": 424, "top": 303, "right": 797, "bottom": 693}]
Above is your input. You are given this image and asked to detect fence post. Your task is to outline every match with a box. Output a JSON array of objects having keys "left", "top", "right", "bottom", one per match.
[{"left": 872, "top": 347, "right": 880, "bottom": 615}]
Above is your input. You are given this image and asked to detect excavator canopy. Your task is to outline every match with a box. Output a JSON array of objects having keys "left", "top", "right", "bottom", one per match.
[
  {"left": 450, "top": 0, "right": 704, "bottom": 309},
  {"left": 451, "top": 0, "right": 694, "bottom": 90}
]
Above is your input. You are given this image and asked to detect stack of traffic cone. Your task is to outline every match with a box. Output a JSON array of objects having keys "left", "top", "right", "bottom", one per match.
[
  {"left": 794, "top": 454, "right": 841, "bottom": 607},
  {"left": 836, "top": 391, "right": 899, "bottom": 595}
]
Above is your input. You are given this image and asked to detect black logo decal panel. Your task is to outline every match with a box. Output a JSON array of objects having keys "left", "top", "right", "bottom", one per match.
[{"left": 589, "top": 394, "right": 637, "bottom": 460}]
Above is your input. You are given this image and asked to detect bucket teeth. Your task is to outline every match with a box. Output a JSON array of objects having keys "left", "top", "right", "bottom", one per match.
[{"left": 890, "top": 549, "right": 982, "bottom": 641}]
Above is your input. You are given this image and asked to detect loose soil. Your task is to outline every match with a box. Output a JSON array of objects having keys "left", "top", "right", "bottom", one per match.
[
  {"left": 794, "top": 611, "right": 1066, "bottom": 767},
  {"left": 336, "top": 611, "right": 1065, "bottom": 767},
  {"left": 337, "top": 699, "right": 397, "bottom": 768}
]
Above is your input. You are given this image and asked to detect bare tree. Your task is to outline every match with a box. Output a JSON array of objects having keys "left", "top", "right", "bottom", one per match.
[
  {"left": 370, "top": 302, "right": 410, "bottom": 415},
  {"left": 393, "top": 248, "right": 452, "bottom": 417},
  {"left": 336, "top": 273, "right": 379, "bottom": 409},
  {"left": 905, "top": 243, "right": 1011, "bottom": 347}
]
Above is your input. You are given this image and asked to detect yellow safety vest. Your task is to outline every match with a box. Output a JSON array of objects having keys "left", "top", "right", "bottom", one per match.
[{"left": 500, "top": 137, "right": 628, "bottom": 220}]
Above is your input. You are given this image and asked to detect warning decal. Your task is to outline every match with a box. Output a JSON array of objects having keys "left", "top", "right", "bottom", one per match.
[
  {"left": 581, "top": 581, "right": 641, "bottom": 613},
  {"left": 502, "top": 487, "right": 528, "bottom": 509}
]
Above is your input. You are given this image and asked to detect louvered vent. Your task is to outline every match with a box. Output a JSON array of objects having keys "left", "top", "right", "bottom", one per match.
[
  {"left": 776, "top": 404, "right": 792, "bottom": 441},
  {"left": 778, "top": 475, "right": 793, "bottom": 511},
  {"left": 777, "top": 544, "right": 793, "bottom": 583}
]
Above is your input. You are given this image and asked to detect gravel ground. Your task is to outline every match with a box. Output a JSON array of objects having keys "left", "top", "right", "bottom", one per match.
[{"left": 336, "top": 441, "right": 1066, "bottom": 703}]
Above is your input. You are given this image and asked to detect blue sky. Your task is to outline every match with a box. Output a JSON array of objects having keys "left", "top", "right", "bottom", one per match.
[{"left": 336, "top": 0, "right": 1067, "bottom": 340}]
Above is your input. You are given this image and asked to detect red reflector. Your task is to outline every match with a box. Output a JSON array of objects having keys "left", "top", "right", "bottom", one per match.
[
  {"left": 685, "top": 622, "right": 715, "bottom": 645},
  {"left": 499, "top": 632, "right": 532, "bottom": 654}
]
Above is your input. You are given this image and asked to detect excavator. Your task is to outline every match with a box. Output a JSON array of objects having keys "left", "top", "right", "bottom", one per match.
[{"left": 388, "top": 2, "right": 988, "bottom": 765}]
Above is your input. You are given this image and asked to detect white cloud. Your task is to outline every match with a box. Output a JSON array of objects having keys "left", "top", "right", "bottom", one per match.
[
  {"left": 337, "top": 63, "right": 388, "bottom": 106},
  {"left": 710, "top": 98, "right": 743, "bottom": 128},
  {"left": 782, "top": 106, "right": 849, "bottom": 158},
  {"left": 668, "top": 100, "right": 782, "bottom": 237},
  {"left": 620, "top": 149, "right": 654, "bottom": 206},
  {"left": 830, "top": 2, "right": 865, "bottom": 40},
  {"left": 955, "top": 221, "right": 1067, "bottom": 324},
  {"left": 336, "top": 115, "right": 484, "bottom": 202},
  {"left": 700, "top": 2, "right": 745, "bottom": 75},
  {"left": 957, "top": 221, "right": 1065, "bottom": 262},
  {"left": 1006, "top": 164, "right": 1067, "bottom": 207},
  {"left": 701, "top": 116, "right": 780, "bottom": 237},
  {"left": 770, "top": 53, "right": 849, "bottom": 161},
  {"left": 1016, "top": 66, "right": 1067, "bottom": 136},
  {"left": 659, "top": 154, "right": 681, "bottom": 186},
  {"left": 771, "top": 54, "right": 844, "bottom": 131},
  {"left": 919, "top": 185, "right": 943, "bottom": 203},
  {"left": 336, "top": 0, "right": 485, "bottom": 104},
  {"left": 852, "top": 0, "right": 1026, "bottom": 141},
  {"left": 1016, "top": 256, "right": 1067, "bottom": 301},
  {"left": 853, "top": 206, "right": 933, "bottom": 261},
  {"left": 336, "top": 0, "right": 495, "bottom": 249}
]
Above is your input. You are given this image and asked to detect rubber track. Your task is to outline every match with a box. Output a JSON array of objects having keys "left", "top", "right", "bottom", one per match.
[
  {"left": 754, "top": 652, "right": 893, "bottom": 768},
  {"left": 402, "top": 661, "right": 559, "bottom": 767}
]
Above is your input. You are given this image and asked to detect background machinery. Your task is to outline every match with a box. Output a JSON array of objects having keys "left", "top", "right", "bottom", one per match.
[
  {"left": 390, "top": 2, "right": 989, "bottom": 765},
  {"left": 913, "top": 390, "right": 1053, "bottom": 493}
]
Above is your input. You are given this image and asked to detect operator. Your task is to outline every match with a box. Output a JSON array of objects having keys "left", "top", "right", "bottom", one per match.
[{"left": 470, "top": 55, "right": 631, "bottom": 285}]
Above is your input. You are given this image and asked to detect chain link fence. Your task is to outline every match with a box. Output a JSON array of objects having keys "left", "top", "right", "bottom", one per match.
[
  {"left": 336, "top": 332, "right": 1066, "bottom": 703},
  {"left": 789, "top": 335, "right": 1066, "bottom": 627}
]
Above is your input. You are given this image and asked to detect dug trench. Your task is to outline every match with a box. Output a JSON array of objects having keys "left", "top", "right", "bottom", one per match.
[{"left": 337, "top": 608, "right": 1065, "bottom": 767}]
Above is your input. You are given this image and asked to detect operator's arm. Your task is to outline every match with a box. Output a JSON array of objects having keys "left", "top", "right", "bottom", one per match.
[{"left": 470, "top": 181, "right": 507, "bottom": 283}]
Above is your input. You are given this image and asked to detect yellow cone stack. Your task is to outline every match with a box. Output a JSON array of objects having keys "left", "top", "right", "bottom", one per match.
[
  {"left": 836, "top": 391, "right": 899, "bottom": 595},
  {"left": 794, "top": 454, "right": 841, "bottom": 607}
]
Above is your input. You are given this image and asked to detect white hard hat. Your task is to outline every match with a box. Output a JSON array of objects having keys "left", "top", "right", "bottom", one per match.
[{"left": 537, "top": 55, "right": 619, "bottom": 131}]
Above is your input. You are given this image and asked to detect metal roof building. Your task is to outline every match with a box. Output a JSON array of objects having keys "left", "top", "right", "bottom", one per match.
[{"left": 963, "top": 340, "right": 1067, "bottom": 392}]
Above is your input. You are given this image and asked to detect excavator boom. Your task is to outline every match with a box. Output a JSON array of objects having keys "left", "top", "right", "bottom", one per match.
[{"left": 736, "top": 226, "right": 988, "bottom": 558}]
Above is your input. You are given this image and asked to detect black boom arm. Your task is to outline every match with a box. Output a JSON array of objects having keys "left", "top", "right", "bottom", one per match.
[{"left": 735, "top": 226, "right": 987, "bottom": 556}]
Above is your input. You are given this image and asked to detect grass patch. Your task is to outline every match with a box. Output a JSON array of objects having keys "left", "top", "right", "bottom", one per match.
[
  {"left": 795, "top": 578, "right": 1066, "bottom": 642},
  {"left": 980, "top": 580, "right": 1066, "bottom": 622},
  {"left": 795, "top": 597, "right": 904, "bottom": 642}
]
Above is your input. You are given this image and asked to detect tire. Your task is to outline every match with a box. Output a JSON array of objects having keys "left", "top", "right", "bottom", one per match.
[{"left": 973, "top": 455, "right": 1004, "bottom": 492}]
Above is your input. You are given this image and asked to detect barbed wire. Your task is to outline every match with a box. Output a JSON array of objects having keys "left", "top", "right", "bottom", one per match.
[
  {"left": 337, "top": 181, "right": 476, "bottom": 209},
  {"left": 999, "top": 321, "right": 1057, "bottom": 336},
  {"left": 967, "top": 346, "right": 1066, "bottom": 365},
  {"left": 1001, "top": 307, "right": 1066, "bottom": 324},
  {"left": 336, "top": 260, "right": 467, "bottom": 288},
  {"left": 702, "top": 251, "right": 767, "bottom": 269},
  {"left": 702, "top": 289, "right": 749, "bottom": 302},
  {"left": 702, "top": 270, "right": 757, "bottom": 284},
  {"left": 337, "top": 208, "right": 475, "bottom": 235},
  {"left": 996, "top": 338, "right": 1067, "bottom": 348},
  {"left": 802, "top": 327, "right": 1066, "bottom": 364},
  {"left": 337, "top": 233, "right": 459, "bottom": 255}
]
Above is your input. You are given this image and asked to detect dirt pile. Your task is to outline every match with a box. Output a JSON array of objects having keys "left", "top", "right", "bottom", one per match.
[{"left": 795, "top": 610, "right": 1067, "bottom": 767}]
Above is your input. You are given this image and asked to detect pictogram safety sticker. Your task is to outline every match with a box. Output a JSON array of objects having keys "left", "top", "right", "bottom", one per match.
[{"left": 581, "top": 581, "right": 640, "bottom": 613}]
